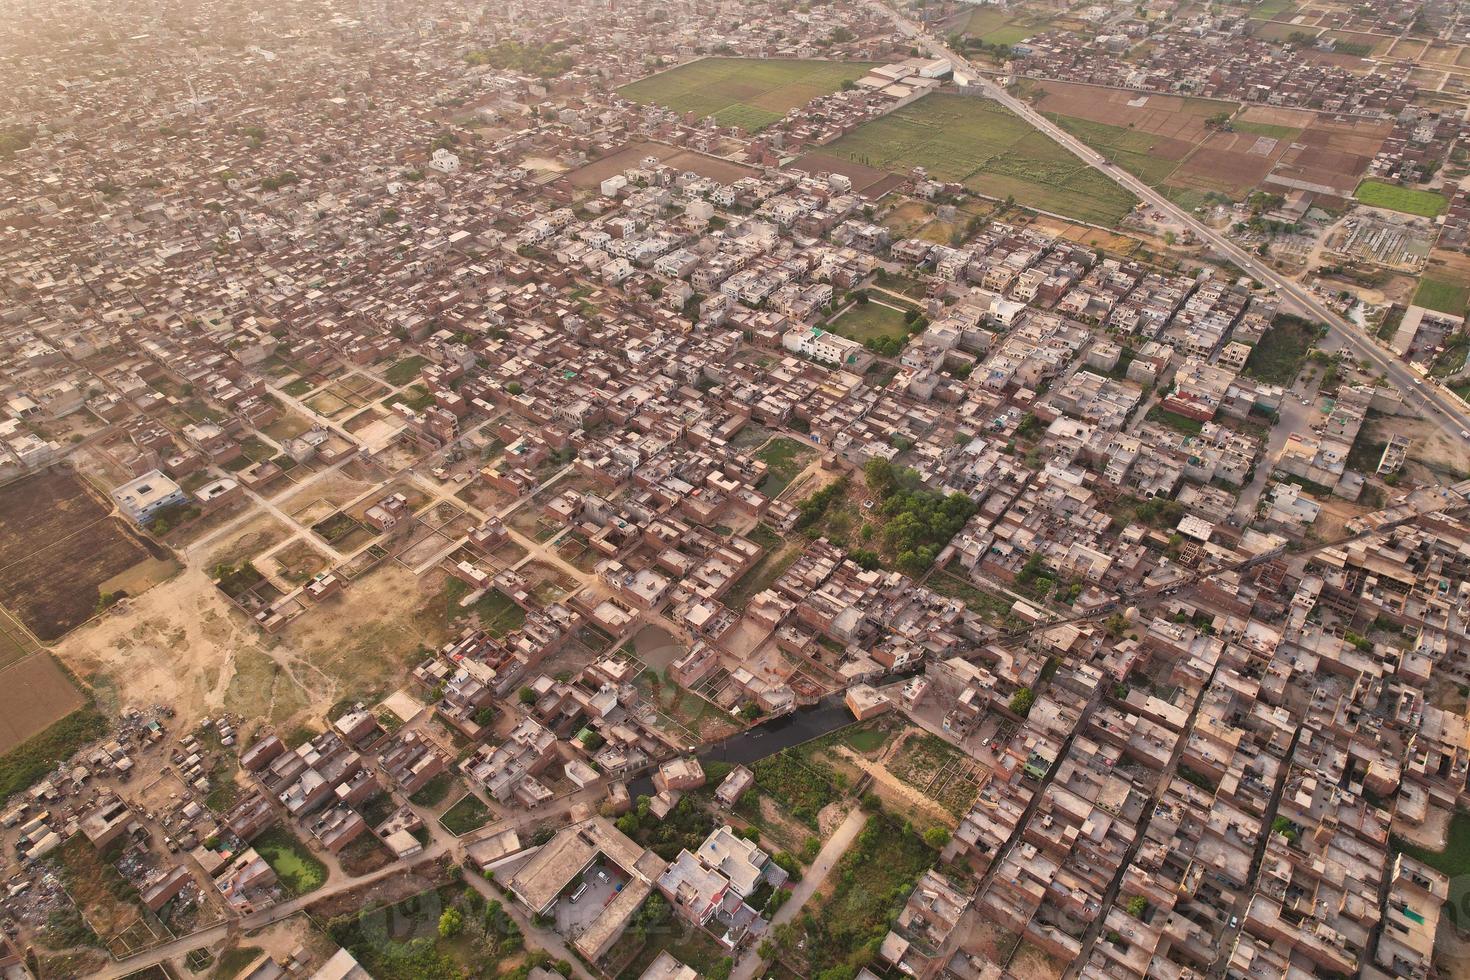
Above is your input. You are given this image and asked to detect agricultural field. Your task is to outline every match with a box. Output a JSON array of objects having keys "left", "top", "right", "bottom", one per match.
[
  {"left": 1355, "top": 179, "right": 1448, "bottom": 218},
  {"left": 0, "top": 468, "right": 171, "bottom": 641},
  {"left": 1414, "top": 276, "right": 1470, "bottom": 317},
  {"left": 958, "top": 7, "right": 1055, "bottom": 46},
  {"left": 618, "top": 57, "right": 873, "bottom": 132},
  {"left": 822, "top": 93, "right": 1139, "bottom": 227},
  {"left": 1028, "top": 82, "right": 1293, "bottom": 204}
]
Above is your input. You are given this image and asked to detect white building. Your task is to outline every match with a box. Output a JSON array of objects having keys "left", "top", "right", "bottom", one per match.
[
  {"left": 782, "top": 325, "right": 873, "bottom": 372},
  {"left": 429, "top": 148, "right": 460, "bottom": 174},
  {"left": 112, "top": 470, "right": 187, "bottom": 524}
]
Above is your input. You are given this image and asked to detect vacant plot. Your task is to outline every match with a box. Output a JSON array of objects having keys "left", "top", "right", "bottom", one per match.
[
  {"left": 618, "top": 57, "right": 873, "bottom": 132},
  {"left": 1415, "top": 276, "right": 1470, "bottom": 317},
  {"left": 1244, "top": 314, "right": 1326, "bottom": 385},
  {"left": 827, "top": 300, "right": 911, "bottom": 346},
  {"left": 253, "top": 827, "right": 326, "bottom": 896},
  {"left": 823, "top": 94, "right": 1138, "bottom": 226},
  {"left": 0, "top": 469, "right": 170, "bottom": 641},
  {"left": 1356, "top": 179, "right": 1447, "bottom": 217},
  {"left": 566, "top": 139, "right": 760, "bottom": 189},
  {"left": 756, "top": 437, "right": 815, "bottom": 497},
  {"left": 781, "top": 813, "right": 935, "bottom": 977}
]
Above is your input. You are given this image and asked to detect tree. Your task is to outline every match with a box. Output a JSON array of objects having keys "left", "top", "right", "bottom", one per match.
[
  {"left": 438, "top": 908, "right": 463, "bottom": 938},
  {"left": 1009, "top": 687, "right": 1036, "bottom": 716},
  {"left": 923, "top": 826, "right": 950, "bottom": 849},
  {"left": 506, "top": 381, "right": 524, "bottom": 396},
  {"left": 1125, "top": 895, "right": 1149, "bottom": 919},
  {"left": 518, "top": 686, "right": 536, "bottom": 705}
]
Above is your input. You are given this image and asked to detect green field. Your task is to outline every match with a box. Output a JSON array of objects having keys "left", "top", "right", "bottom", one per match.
[
  {"left": 618, "top": 58, "right": 873, "bottom": 132},
  {"left": 1414, "top": 276, "right": 1470, "bottom": 317},
  {"left": 252, "top": 828, "right": 326, "bottom": 896},
  {"left": 1355, "top": 180, "right": 1448, "bottom": 218},
  {"left": 827, "top": 301, "right": 910, "bottom": 344},
  {"left": 961, "top": 8, "right": 1051, "bottom": 46},
  {"left": 1046, "top": 113, "right": 1183, "bottom": 186},
  {"left": 1250, "top": 0, "right": 1299, "bottom": 19},
  {"left": 1232, "top": 119, "right": 1302, "bottom": 141},
  {"left": 824, "top": 94, "right": 1138, "bottom": 226}
]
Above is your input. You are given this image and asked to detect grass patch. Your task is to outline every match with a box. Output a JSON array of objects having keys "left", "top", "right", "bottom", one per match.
[
  {"left": 824, "top": 93, "right": 1137, "bottom": 227},
  {"left": 1355, "top": 179, "right": 1447, "bottom": 218},
  {"left": 618, "top": 57, "right": 873, "bottom": 132},
  {"left": 1242, "top": 313, "right": 1326, "bottom": 385},
  {"left": 384, "top": 354, "right": 429, "bottom": 386},
  {"left": 409, "top": 771, "right": 457, "bottom": 808},
  {"left": 757, "top": 437, "right": 814, "bottom": 497},
  {"left": 251, "top": 827, "right": 326, "bottom": 896},
  {"left": 0, "top": 706, "right": 107, "bottom": 802},
  {"left": 1414, "top": 277, "right": 1470, "bottom": 317},
  {"left": 214, "top": 946, "right": 264, "bottom": 979},
  {"left": 439, "top": 793, "right": 490, "bottom": 836},
  {"left": 827, "top": 301, "right": 911, "bottom": 345}
]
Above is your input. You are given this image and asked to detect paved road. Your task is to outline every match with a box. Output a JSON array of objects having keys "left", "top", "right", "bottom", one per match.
[
  {"left": 869, "top": 1, "right": 1470, "bottom": 442},
  {"left": 730, "top": 806, "right": 868, "bottom": 980}
]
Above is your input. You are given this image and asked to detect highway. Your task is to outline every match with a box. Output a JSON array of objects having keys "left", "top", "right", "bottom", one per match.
[{"left": 869, "top": 1, "right": 1470, "bottom": 441}]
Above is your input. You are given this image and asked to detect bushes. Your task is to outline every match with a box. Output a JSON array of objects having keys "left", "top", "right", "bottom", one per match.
[
  {"left": 0, "top": 707, "right": 108, "bottom": 802},
  {"left": 753, "top": 752, "right": 839, "bottom": 828}
]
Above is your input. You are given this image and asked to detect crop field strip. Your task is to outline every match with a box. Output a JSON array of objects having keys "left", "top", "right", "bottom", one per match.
[
  {"left": 617, "top": 57, "right": 874, "bottom": 132},
  {"left": 821, "top": 93, "right": 1138, "bottom": 227}
]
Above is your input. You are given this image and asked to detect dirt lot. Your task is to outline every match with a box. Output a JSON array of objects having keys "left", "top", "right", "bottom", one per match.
[
  {"left": 565, "top": 140, "right": 759, "bottom": 189},
  {"left": 0, "top": 468, "right": 169, "bottom": 641},
  {"left": 52, "top": 555, "right": 455, "bottom": 737},
  {"left": 791, "top": 151, "right": 906, "bottom": 199},
  {"left": 0, "top": 654, "right": 85, "bottom": 754}
]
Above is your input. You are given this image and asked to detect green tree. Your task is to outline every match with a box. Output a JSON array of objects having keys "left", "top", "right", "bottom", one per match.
[
  {"left": 1009, "top": 687, "right": 1036, "bottom": 716},
  {"left": 438, "top": 908, "right": 463, "bottom": 938}
]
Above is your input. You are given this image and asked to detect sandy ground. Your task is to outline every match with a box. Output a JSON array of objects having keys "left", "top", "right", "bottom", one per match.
[
  {"left": 1368, "top": 413, "right": 1470, "bottom": 484},
  {"left": 53, "top": 560, "right": 451, "bottom": 737},
  {"left": 831, "top": 743, "right": 956, "bottom": 828},
  {"left": 1393, "top": 804, "right": 1451, "bottom": 851}
]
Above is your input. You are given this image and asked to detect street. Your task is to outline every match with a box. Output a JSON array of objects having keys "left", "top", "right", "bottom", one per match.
[{"left": 868, "top": 0, "right": 1470, "bottom": 442}]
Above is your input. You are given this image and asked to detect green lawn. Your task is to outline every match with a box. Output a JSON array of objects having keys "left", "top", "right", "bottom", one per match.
[
  {"left": 1355, "top": 180, "right": 1447, "bottom": 218},
  {"left": 824, "top": 94, "right": 1138, "bottom": 226},
  {"left": 1414, "top": 276, "right": 1470, "bottom": 317},
  {"left": 252, "top": 828, "right": 326, "bottom": 896},
  {"left": 1250, "top": 0, "right": 1298, "bottom": 17},
  {"left": 827, "top": 301, "right": 911, "bottom": 344},
  {"left": 619, "top": 57, "right": 873, "bottom": 132}
]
